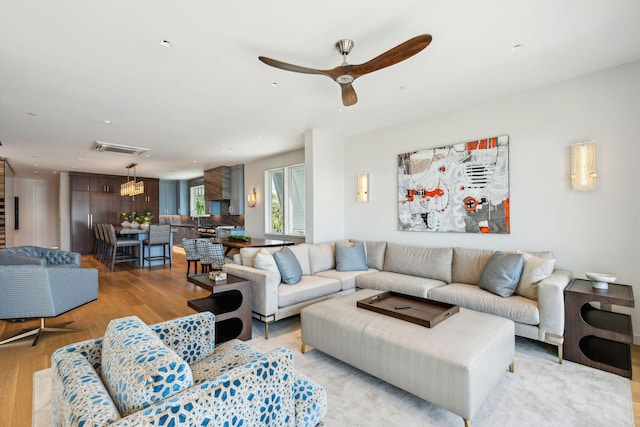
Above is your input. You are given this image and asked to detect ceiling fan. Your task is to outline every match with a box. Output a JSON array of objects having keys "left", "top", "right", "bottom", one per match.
[{"left": 259, "top": 34, "right": 432, "bottom": 107}]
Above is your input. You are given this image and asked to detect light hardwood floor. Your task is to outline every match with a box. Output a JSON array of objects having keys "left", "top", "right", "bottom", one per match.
[{"left": 1, "top": 250, "right": 639, "bottom": 426}]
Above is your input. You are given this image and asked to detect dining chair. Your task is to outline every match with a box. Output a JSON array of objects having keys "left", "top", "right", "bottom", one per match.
[
  {"left": 182, "top": 238, "right": 200, "bottom": 276},
  {"left": 105, "top": 224, "right": 141, "bottom": 272},
  {"left": 143, "top": 224, "right": 172, "bottom": 270},
  {"left": 196, "top": 240, "right": 231, "bottom": 273}
]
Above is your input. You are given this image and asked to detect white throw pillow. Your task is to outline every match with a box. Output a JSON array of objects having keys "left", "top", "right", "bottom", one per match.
[
  {"left": 516, "top": 251, "right": 556, "bottom": 300},
  {"left": 254, "top": 249, "right": 280, "bottom": 275}
]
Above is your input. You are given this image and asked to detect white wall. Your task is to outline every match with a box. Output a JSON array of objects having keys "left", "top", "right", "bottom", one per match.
[
  {"left": 243, "top": 149, "right": 305, "bottom": 240},
  {"left": 344, "top": 61, "right": 640, "bottom": 340},
  {"left": 304, "top": 129, "right": 345, "bottom": 243},
  {"left": 12, "top": 176, "right": 60, "bottom": 248}
]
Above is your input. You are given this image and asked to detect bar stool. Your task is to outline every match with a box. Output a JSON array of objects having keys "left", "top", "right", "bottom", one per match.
[
  {"left": 105, "top": 224, "right": 141, "bottom": 272},
  {"left": 182, "top": 238, "right": 200, "bottom": 276},
  {"left": 143, "top": 225, "right": 172, "bottom": 270}
]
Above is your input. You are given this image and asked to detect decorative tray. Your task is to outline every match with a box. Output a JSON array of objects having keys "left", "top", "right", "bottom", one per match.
[{"left": 356, "top": 291, "right": 459, "bottom": 328}]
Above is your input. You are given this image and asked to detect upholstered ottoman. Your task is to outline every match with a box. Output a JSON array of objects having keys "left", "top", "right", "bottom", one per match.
[{"left": 301, "top": 289, "right": 514, "bottom": 426}]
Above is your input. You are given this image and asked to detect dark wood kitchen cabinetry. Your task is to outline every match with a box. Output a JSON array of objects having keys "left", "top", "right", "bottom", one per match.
[
  {"left": 204, "top": 166, "right": 230, "bottom": 201},
  {"left": 70, "top": 173, "right": 125, "bottom": 254}
]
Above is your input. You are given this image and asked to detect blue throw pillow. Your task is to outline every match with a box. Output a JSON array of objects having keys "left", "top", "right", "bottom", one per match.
[
  {"left": 274, "top": 246, "right": 303, "bottom": 285},
  {"left": 478, "top": 251, "right": 524, "bottom": 297},
  {"left": 335, "top": 242, "right": 368, "bottom": 272}
]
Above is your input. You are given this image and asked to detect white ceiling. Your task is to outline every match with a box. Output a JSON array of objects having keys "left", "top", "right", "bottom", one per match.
[{"left": 1, "top": 0, "right": 640, "bottom": 180}]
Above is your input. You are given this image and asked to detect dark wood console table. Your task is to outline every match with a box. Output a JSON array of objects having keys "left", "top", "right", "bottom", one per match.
[
  {"left": 187, "top": 273, "right": 252, "bottom": 344},
  {"left": 564, "top": 278, "right": 634, "bottom": 378}
]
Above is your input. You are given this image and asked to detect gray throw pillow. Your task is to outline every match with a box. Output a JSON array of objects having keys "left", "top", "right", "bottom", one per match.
[
  {"left": 478, "top": 251, "right": 524, "bottom": 297},
  {"left": 274, "top": 246, "right": 303, "bottom": 285},
  {"left": 335, "top": 241, "right": 368, "bottom": 272}
]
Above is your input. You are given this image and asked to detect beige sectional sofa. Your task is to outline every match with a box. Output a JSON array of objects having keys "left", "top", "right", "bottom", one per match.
[{"left": 223, "top": 240, "right": 572, "bottom": 360}]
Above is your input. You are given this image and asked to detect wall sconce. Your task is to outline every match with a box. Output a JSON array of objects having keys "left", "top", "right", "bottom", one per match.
[
  {"left": 247, "top": 187, "right": 257, "bottom": 207},
  {"left": 570, "top": 141, "right": 597, "bottom": 191},
  {"left": 357, "top": 172, "right": 369, "bottom": 203}
]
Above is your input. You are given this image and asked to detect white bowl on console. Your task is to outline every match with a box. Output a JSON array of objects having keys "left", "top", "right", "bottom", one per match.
[{"left": 585, "top": 272, "right": 617, "bottom": 290}]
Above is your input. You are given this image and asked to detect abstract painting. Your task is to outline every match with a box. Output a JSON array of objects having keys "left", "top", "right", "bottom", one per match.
[{"left": 398, "top": 135, "right": 510, "bottom": 233}]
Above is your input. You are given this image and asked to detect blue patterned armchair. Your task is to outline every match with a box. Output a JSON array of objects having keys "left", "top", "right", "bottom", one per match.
[{"left": 51, "top": 312, "right": 326, "bottom": 427}]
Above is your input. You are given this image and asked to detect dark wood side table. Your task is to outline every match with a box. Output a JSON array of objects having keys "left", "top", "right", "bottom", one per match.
[
  {"left": 564, "top": 278, "right": 634, "bottom": 378},
  {"left": 187, "top": 273, "right": 252, "bottom": 344}
]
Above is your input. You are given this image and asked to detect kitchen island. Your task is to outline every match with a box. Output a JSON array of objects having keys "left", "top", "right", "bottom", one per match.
[{"left": 118, "top": 227, "right": 175, "bottom": 268}]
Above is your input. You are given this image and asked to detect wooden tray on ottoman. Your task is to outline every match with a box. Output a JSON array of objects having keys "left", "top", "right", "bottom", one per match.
[{"left": 356, "top": 291, "right": 459, "bottom": 328}]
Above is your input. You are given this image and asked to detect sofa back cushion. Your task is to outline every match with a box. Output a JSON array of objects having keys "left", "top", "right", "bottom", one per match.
[
  {"left": 383, "top": 243, "right": 453, "bottom": 283},
  {"left": 309, "top": 243, "right": 336, "bottom": 274},
  {"left": 287, "top": 243, "right": 311, "bottom": 276},
  {"left": 360, "top": 241, "right": 387, "bottom": 271},
  {"left": 101, "top": 316, "right": 193, "bottom": 416},
  {"left": 452, "top": 247, "right": 495, "bottom": 284}
]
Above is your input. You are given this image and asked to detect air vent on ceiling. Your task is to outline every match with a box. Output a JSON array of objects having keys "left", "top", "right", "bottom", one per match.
[{"left": 91, "top": 141, "right": 150, "bottom": 156}]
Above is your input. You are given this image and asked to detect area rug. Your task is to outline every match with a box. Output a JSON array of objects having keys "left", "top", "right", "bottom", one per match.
[{"left": 33, "top": 329, "right": 633, "bottom": 427}]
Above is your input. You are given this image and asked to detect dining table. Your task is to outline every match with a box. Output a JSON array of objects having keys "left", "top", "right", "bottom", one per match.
[{"left": 211, "top": 237, "right": 296, "bottom": 255}]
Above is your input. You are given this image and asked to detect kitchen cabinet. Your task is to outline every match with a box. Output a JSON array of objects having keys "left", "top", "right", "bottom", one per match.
[
  {"left": 70, "top": 173, "right": 124, "bottom": 254},
  {"left": 229, "top": 165, "right": 244, "bottom": 215},
  {"left": 159, "top": 180, "right": 178, "bottom": 214},
  {"left": 204, "top": 166, "right": 230, "bottom": 201}
]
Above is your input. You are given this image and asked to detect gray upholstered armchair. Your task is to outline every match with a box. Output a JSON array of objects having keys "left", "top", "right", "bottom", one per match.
[
  {"left": 0, "top": 246, "right": 82, "bottom": 268},
  {"left": 0, "top": 265, "right": 99, "bottom": 346}
]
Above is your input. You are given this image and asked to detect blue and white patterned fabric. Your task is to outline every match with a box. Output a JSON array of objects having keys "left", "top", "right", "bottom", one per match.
[
  {"left": 51, "top": 312, "right": 327, "bottom": 427},
  {"left": 101, "top": 316, "right": 194, "bottom": 416}
]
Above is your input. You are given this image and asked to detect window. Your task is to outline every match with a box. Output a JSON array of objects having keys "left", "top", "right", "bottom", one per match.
[
  {"left": 190, "top": 185, "right": 206, "bottom": 216},
  {"left": 266, "top": 164, "right": 305, "bottom": 236}
]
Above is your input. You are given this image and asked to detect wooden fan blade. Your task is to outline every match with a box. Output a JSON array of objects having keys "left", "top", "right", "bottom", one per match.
[
  {"left": 341, "top": 83, "right": 358, "bottom": 106},
  {"left": 258, "top": 56, "right": 331, "bottom": 77},
  {"left": 349, "top": 34, "right": 432, "bottom": 78}
]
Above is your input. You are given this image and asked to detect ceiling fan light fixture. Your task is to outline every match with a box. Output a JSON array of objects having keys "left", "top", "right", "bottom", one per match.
[{"left": 336, "top": 75, "right": 354, "bottom": 84}]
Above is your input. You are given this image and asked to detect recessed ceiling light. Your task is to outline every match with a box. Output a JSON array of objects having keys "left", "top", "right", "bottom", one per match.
[
  {"left": 160, "top": 40, "right": 171, "bottom": 48},
  {"left": 510, "top": 44, "right": 523, "bottom": 52},
  {"left": 193, "top": 160, "right": 197, "bottom": 163},
  {"left": 33, "top": 170, "right": 40, "bottom": 174},
  {"left": 104, "top": 119, "right": 112, "bottom": 124}
]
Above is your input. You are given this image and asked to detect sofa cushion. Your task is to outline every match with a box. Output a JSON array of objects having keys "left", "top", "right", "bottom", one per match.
[
  {"left": 383, "top": 243, "right": 453, "bottom": 283},
  {"left": 478, "top": 252, "right": 524, "bottom": 297},
  {"left": 239, "top": 247, "right": 279, "bottom": 267},
  {"left": 278, "top": 275, "right": 342, "bottom": 308},
  {"left": 0, "top": 252, "right": 46, "bottom": 266},
  {"left": 101, "top": 316, "right": 194, "bottom": 416},
  {"left": 335, "top": 241, "right": 368, "bottom": 272},
  {"left": 351, "top": 240, "right": 387, "bottom": 271},
  {"left": 315, "top": 268, "right": 377, "bottom": 291},
  {"left": 428, "top": 283, "right": 540, "bottom": 325},
  {"left": 309, "top": 243, "right": 335, "bottom": 274},
  {"left": 52, "top": 351, "right": 121, "bottom": 425},
  {"left": 452, "top": 247, "right": 495, "bottom": 285},
  {"left": 356, "top": 271, "right": 446, "bottom": 298},
  {"left": 516, "top": 252, "right": 556, "bottom": 300},
  {"left": 274, "top": 246, "right": 303, "bottom": 285},
  {"left": 288, "top": 243, "right": 312, "bottom": 276},
  {"left": 254, "top": 249, "right": 280, "bottom": 276}
]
